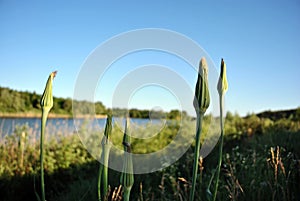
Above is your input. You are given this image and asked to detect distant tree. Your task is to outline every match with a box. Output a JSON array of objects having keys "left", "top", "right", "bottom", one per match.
[
  {"left": 95, "top": 101, "right": 106, "bottom": 114},
  {"left": 0, "top": 86, "right": 109, "bottom": 115},
  {"left": 112, "top": 108, "right": 128, "bottom": 117},
  {"left": 149, "top": 110, "right": 165, "bottom": 119},
  {"left": 129, "top": 109, "right": 142, "bottom": 118},
  {"left": 0, "top": 88, "right": 16, "bottom": 112},
  {"left": 140, "top": 110, "right": 150, "bottom": 118},
  {"left": 30, "top": 91, "right": 40, "bottom": 109},
  {"left": 22, "top": 91, "right": 32, "bottom": 110},
  {"left": 61, "top": 98, "right": 72, "bottom": 113},
  {"left": 294, "top": 107, "right": 300, "bottom": 121},
  {"left": 167, "top": 110, "right": 181, "bottom": 120},
  {"left": 226, "top": 111, "right": 234, "bottom": 121}
]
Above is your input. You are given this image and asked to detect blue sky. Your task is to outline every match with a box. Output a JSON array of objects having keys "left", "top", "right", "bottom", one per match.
[{"left": 0, "top": 1, "right": 299, "bottom": 116}]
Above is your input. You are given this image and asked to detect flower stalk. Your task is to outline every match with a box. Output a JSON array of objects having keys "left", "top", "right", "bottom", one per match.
[
  {"left": 120, "top": 117, "right": 134, "bottom": 201},
  {"left": 190, "top": 58, "right": 210, "bottom": 201},
  {"left": 39, "top": 71, "right": 57, "bottom": 201},
  {"left": 98, "top": 114, "right": 112, "bottom": 201},
  {"left": 212, "top": 58, "right": 228, "bottom": 201}
]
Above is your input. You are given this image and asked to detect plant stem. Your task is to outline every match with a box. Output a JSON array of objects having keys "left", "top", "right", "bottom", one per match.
[
  {"left": 213, "top": 94, "right": 224, "bottom": 201},
  {"left": 124, "top": 188, "right": 131, "bottom": 201},
  {"left": 98, "top": 115, "right": 112, "bottom": 201},
  {"left": 98, "top": 147, "right": 110, "bottom": 201},
  {"left": 40, "top": 108, "right": 49, "bottom": 201},
  {"left": 189, "top": 114, "right": 203, "bottom": 201},
  {"left": 102, "top": 144, "right": 110, "bottom": 199},
  {"left": 98, "top": 164, "right": 103, "bottom": 201},
  {"left": 120, "top": 117, "right": 134, "bottom": 201}
]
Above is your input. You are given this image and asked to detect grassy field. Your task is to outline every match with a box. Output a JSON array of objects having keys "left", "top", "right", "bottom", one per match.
[{"left": 0, "top": 113, "right": 299, "bottom": 201}]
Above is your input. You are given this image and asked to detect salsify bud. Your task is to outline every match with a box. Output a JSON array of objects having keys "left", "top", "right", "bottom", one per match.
[
  {"left": 193, "top": 57, "right": 210, "bottom": 114},
  {"left": 40, "top": 71, "right": 57, "bottom": 111},
  {"left": 120, "top": 117, "right": 134, "bottom": 200},
  {"left": 102, "top": 114, "right": 112, "bottom": 144},
  {"left": 217, "top": 58, "right": 228, "bottom": 95}
]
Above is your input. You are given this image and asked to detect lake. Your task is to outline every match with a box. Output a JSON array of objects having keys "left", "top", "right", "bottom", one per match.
[{"left": 0, "top": 117, "right": 167, "bottom": 137}]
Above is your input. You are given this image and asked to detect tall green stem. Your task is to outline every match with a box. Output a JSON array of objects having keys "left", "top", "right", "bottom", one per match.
[
  {"left": 120, "top": 117, "right": 134, "bottom": 201},
  {"left": 40, "top": 108, "right": 49, "bottom": 201},
  {"left": 213, "top": 58, "right": 228, "bottom": 201},
  {"left": 98, "top": 115, "right": 112, "bottom": 201},
  {"left": 102, "top": 144, "right": 109, "bottom": 195},
  {"left": 98, "top": 164, "right": 103, "bottom": 200},
  {"left": 190, "top": 57, "right": 210, "bottom": 201},
  {"left": 38, "top": 71, "right": 56, "bottom": 201},
  {"left": 124, "top": 188, "right": 131, "bottom": 201},
  {"left": 98, "top": 143, "right": 111, "bottom": 200},
  {"left": 213, "top": 94, "right": 224, "bottom": 201},
  {"left": 189, "top": 114, "right": 203, "bottom": 201}
]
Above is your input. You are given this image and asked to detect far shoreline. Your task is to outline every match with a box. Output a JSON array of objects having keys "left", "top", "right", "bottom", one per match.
[{"left": 0, "top": 113, "right": 107, "bottom": 119}]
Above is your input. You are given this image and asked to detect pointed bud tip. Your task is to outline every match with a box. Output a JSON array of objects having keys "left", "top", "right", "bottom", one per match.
[
  {"left": 194, "top": 57, "right": 210, "bottom": 114},
  {"left": 200, "top": 57, "right": 207, "bottom": 66},
  {"left": 218, "top": 58, "right": 228, "bottom": 94},
  {"left": 51, "top": 71, "right": 57, "bottom": 78}
]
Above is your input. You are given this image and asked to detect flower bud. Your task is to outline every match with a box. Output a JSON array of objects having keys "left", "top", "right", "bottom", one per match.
[
  {"left": 40, "top": 71, "right": 57, "bottom": 111},
  {"left": 120, "top": 117, "right": 134, "bottom": 193},
  {"left": 193, "top": 57, "right": 210, "bottom": 114},
  {"left": 217, "top": 58, "right": 228, "bottom": 95}
]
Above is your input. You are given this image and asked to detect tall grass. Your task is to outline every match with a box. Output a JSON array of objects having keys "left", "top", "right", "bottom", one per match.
[{"left": 0, "top": 116, "right": 299, "bottom": 201}]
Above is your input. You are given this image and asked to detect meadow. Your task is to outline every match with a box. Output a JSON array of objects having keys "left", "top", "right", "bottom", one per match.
[{"left": 0, "top": 111, "right": 299, "bottom": 201}]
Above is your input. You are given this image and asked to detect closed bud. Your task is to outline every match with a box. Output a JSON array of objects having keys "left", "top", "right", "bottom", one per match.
[
  {"left": 217, "top": 59, "right": 228, "bottom": 95},
  {"left": 40, "top": 71, "right": 57, "bottom": 111},
  {"left": 102, "top": 114, "right": 112, "bottom": 144},
  {"left": 120, "top": 117, "right": 134, "bottom": 199},
  {"left": 193, "top": 57, "right": 210, "bottom": 114}
]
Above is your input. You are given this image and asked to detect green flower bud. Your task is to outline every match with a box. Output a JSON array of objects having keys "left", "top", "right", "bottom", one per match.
[
  {"left": 102, "top": 114, "right": 112, "bottom": 144},
  {"left": 40, "top": 71, "right": 57, "bottom": 111},
  {"left": 120, "top": 117, "right": 134, "bottom": 201},
  {"left": 217, "top": 58, "right": 228, "bottom": 95},
  {"left": 193, "top": 57, "right": 210, "bottom": 114},
  {"left": 98, "top": 114, "right": 112, "bottom": 201}
]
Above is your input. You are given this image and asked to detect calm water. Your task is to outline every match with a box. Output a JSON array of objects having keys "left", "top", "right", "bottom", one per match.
[{"left": 0, "top": 117, "right": 165, "bottom": 137}]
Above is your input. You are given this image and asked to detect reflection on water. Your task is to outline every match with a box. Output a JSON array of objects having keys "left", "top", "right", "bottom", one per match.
[{"left": 0, "top": 117, "right": 166, "bottom": 137}]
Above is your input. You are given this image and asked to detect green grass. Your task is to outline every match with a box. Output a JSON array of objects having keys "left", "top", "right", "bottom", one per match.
[{"left": 0, "top": 114, "right": 299, "bottom": 201}]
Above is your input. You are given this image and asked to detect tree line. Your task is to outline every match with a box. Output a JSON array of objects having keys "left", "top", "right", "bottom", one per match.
[
  {"left": 0, "top": 86, "right": 183, "bottom": 119},
  {"left": 0, "top": 86, "right": 106, "bottom": 115}
]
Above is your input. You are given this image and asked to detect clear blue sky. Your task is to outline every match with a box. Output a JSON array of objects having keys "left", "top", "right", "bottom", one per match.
[{"left": 0, "top": 1, "right": 299, "bottom": 116}]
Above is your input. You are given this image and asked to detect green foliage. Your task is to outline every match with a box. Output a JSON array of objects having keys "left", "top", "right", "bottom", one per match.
[
  {"left": 113, "top": 108, "right": 182, "bottom": 119},
  {"left": 256, "top": 108, "right": 300, "bottom": 121},
  {"left": 0, "top": 86, "right": 193, "bottom": 119},
  {"left": 0, "top": 86, "right": 108, "bottom": 116},
  {"left": 0, "top": 113, "right": 299, "bottom": 201},
  {"left": 294, "top": 107, "right": 300, "bottom": 121}
]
